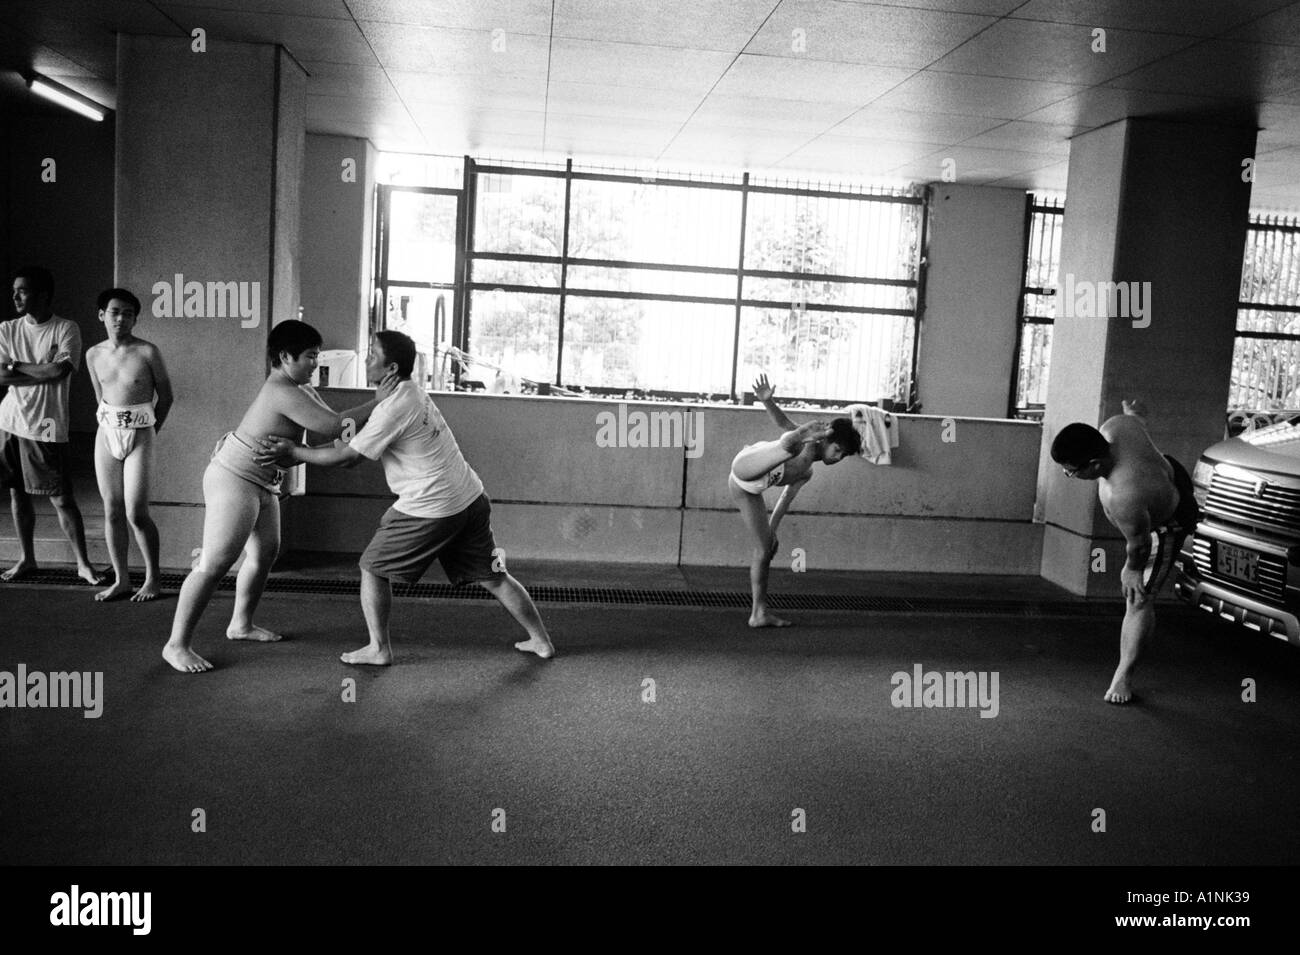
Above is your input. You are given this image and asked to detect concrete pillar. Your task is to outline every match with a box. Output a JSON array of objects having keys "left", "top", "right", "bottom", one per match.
[
  {"left": 115, "top": 36, "right": 306, "bottom": 566},
  {"left": 917, "top": 183, "right": 1028, "bottom": 418},
  {"left": 2, "top": 114, "right": 116, "bottom": 433},
  {"left": 1039, "top": 117, "right": 1256, "bottom": 596},
  {"left": 300, "top": 134, "right": 375, "bottom": 353}
]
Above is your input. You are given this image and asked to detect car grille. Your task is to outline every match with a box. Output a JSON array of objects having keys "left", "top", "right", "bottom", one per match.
[
  {"left": 1191, "top": 537, "right": 1288, "bottom": 601},
  {"left": 1206, "top": 471, "right": 1300, "bottom": 536}
]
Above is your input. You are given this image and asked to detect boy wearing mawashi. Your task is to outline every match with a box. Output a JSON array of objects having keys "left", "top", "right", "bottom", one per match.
[
  {"left": 729, "top": 374, "right": 862, "bottom": 628},
  {"left": 85, "top": 288, "right": 174, "bottom": 601},
  {"left": 1051, "top": 399, "right": 1200, "bottom": 704}
]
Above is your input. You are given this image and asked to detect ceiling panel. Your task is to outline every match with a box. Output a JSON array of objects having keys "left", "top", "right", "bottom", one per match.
[
  {"left": 163, "top": 1, "right": 353, "bottom": 16},
  {"left": 544, "top": 113, "right": 682, "bottom": 144},
  {"left": 779, "top": 135, "right": 952, "bottom": 172},
  {"left": 360, "top": 20, "right": 549, "bottom": 76},
  {"left": 1013, "top": 85, "right": 1247, "bottom": 126},
  {"left": 843, "top": 1, "right": 1028, "bottom": 14},
  {"left": 687, "top": 92, "right": 857, "bottom": 133},
  {"left": 1006, "top": 0, "right": 1296, "bottom": 36},
  {"left": 834, "top": 104, "right": 1005, "bottom": 143},
  {"left": 300, "top": 61, "right": 394, "bottom": 99},
  {"left": 745, "top": 1, "right": 997, "bottom": 69},
  {"left": 9, "top": 0, "right": 181, "bottom": 40},
  {"left": 1104, "top": 40, "right": 1300, "bottom": 105},
  {"left": 658, "top": 131, "right": 804, "bottom": 169},
  {"left": 708, "top": 54, "right": 914, "bottom": 104},
  {"left": 548, "top": 37, "right": 734, "bottom": 92},
  {"left": 552, "top": 0, "right": 774, "bottom": 51},
  {"left": 0, "top": 0, "right": 1298, "bottom": 200},
  {"left": 987, "top": 158, "right": 1070, "bottom": 189},
  {"left": 932, "top": 143, "right": 1071, "bottom": 172},
  {"left": 388, "top": 70, "right": 547, "bottom": 111},
  {"left": 930, "top": 19, "right": 1199, "bottom": 84},
  {"left": 958, "top": 120, "right": 1084, "bottom": 154},
  {"left": 544, "top": 81, "right": 701, "bottom": 123},
  {"left": 42, "top": 44, "right": 116, "bottom": 77},
  {"left": 159, "top": 8, "right": 379, "bottom": 65},
  {"left": 1224, "top": 3, "right": 1300, "bottom": 46},
  {"left": 28, "top": 44, "right": 99, "bottom": 79},
  {"left": 349, "top": 0, "right": 554, "bottom": 36},
  {"left": 409, "top": 104, "right": 547, "bottom": 137},
  {"left": 870, "top": 70, "right": 1087, "bottom": 118}
]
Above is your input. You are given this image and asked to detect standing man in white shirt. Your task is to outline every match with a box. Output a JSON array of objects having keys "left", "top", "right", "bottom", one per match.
[
  {"left": 258, "top": 330, "right": 555, "bottom": 664},
  {"left": 0, "top": 266, "right": 103, "bottom": 585}
]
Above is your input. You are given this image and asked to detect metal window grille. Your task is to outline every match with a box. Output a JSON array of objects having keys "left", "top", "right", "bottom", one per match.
[
  {"left": 1011, "top": 192, "right": 1064, "bottom": 419},
  {"left": 1231, "top": 214, "right": 1300, "bottom": 417},
  {"left": 382, "top": 156, "right": 927, "bottom": 406}
]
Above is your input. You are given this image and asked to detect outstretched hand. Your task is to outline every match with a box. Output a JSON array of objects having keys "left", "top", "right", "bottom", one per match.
[
  {"left": 781, "top": 419, "right": 832, "bottom": 453},
  {"left": 752, "top": 373, "right": 775, "bottom": 402},
  {"left": 795, "top": 419, "right": 833, "bottom": 443},
  {"left": 375, "top": 370, "right": 401, "bottom": 402},
  {"left": 255, "top": 435, "right": 297, "bottom": 467}
]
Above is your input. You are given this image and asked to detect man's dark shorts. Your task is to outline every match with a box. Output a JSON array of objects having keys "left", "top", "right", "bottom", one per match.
[
  {"left": 360, "top": 493, "right": 502, "bottom": 585},
  {"left": 1142, "top": 455, "right": 1202, "bottom": 593},
  {"left": 0, "top": 430, "right": 72, "bottom": 496}
]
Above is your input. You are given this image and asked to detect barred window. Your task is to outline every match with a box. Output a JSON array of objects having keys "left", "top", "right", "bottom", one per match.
[
  {"left": 1231, "top": 214, "right": 1300, "bottom": 416},
  {"left": 1011, "top": 193, "right": 1064, "bottom": 419},
  {"left": 457, "top": 159, "right": 925, "bottom": 405}
]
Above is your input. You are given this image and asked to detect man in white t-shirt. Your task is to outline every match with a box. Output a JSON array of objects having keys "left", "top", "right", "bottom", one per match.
[
  {"left": 258, "top": 330, "right": 555, "bottom": 665},
  {"left": 0, "top": 267, "right": 103, "bottom": 584}
]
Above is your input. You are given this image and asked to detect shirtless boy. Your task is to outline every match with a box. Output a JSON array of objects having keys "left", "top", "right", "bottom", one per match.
[
  {"left": 729, "top": 374, "right": 862, "bottom": 628},
  {"left": 85, "top": 288, "right": 173, "bottom": 601},
  {"left": 162, "top": 320, "right": 397, "bottom": 673},
  {"left": 1051, "top": 400, "right": 1200, "bottom": 704}
]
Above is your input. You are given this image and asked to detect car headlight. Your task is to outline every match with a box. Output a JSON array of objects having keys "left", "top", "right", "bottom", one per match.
[{"left": 1192, "top": 459, "right": 1214, "bottom": 487}]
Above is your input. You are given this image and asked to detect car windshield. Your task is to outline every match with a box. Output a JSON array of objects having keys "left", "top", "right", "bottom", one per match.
[{"left": 1239, "top": 415, "right": 1300, "bottom": 456}]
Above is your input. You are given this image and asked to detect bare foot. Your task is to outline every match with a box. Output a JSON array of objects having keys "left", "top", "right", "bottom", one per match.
[
  {"left": 132, "top": 581, "right": 161, "bottom": 602},
  {"left": 514, "top": 636, "right": 555, "bottom": 659},
  {"left": 162, "top": 644, "right": 214, "bottom": 673},
  {"left": 1103, "top": 674, "right": 1134, "bottom": 704},
  {"left": 226, "top": 624, "right": 283, "bottom": 642},
  {"left": 95, "top": 579, "right": 133, "bottom": 602},
  {"left": 2, "top": 559, "right": 36, "bottom": 582},
  {"left": 78, "top": 564, "right": 107, "bottom": 586},
  {"left": 749, "top": 610, "right": 793, "bottom": 628},
  {"left": 340, "top": 645, "right": 392, "bottom": 666}
]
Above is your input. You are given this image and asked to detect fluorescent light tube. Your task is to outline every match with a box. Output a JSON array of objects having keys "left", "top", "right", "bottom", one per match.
[{"left": 28, "top": 75, "right": 107, "bottom": 121}]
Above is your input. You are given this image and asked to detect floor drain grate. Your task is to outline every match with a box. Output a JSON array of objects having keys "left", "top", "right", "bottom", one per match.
[{"left": 5, "top": 569, "right": 1134, "bottom": 617}]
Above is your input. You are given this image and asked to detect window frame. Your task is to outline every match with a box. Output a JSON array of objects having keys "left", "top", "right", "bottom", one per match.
[{"left": 373, "top": 156, "right": 927, "bottom": 405}]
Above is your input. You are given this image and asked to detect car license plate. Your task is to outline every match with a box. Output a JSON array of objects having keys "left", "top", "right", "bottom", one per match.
[{"left": 1216, "top": 543, "right": 1260, "bottom": 584}]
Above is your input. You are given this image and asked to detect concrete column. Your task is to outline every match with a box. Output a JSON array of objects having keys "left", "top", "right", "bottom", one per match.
[
  {"left": 115, "top": 35, "right": 306, "bottom": 566},
  {"left": 2, "top": 114, "right": 116, "bottom": 433},
  {"left": 1039, "top": 117, "right": 1256, "bottom": 596},
  {"left": 916, "top": 183, "right": 1027, "bottom": 418},
  {"left": 300, "top": 134, "right": 375, "bottom": 353}
]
